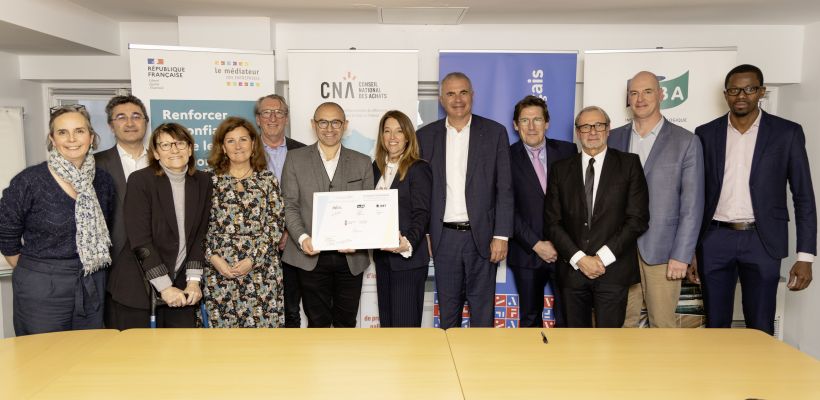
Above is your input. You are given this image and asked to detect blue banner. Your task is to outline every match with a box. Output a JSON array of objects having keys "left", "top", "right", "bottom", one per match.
[
  {"left": 438, "top": 51, "right": 577, "bottom": 143},
  {"left": 434, "top": 51, "right": 577, "bottom": 328},
  {"left": 149, "top": 99, "right": 256, "bottom": 169}
]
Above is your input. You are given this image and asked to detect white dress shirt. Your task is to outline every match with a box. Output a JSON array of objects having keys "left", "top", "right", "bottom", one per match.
[
  {"left": 443, "top": 116, "right": 471, "bottom": 223},
  {"left": 117, "top": 144, "right": 149, "bottom": 181},
  {"left": 569, "top": 148, "right": 616, "bottom": 270}
]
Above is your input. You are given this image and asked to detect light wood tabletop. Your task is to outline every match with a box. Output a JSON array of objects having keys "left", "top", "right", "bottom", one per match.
[
  {"left": 28, "top": 328, "right": 463, "bottom": 400},
  {"left": 445, "top": 328, "right": 820, "bottom": 400},
  {"left": 0, "top": 329, "right": 119, "bottom": 399}
]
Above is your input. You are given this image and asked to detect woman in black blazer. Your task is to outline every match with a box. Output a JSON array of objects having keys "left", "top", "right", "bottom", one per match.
[
  {"left": 107, "top": 122, "right": 212, "bottom": 329},
  {"left": 372, "top": 110, "right": 433, "bottom": 327}
]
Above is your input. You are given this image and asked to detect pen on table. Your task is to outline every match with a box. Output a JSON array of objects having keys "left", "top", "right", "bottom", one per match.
[{"left": 541, "top": 331, "right": 548, "bottom": 344}]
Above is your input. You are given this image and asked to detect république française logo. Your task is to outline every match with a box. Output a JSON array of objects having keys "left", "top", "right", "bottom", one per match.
[{"left": 146, "top": 58, "right": 185, "bottom": 78}]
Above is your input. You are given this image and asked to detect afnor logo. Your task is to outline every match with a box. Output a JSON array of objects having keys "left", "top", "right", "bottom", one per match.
[
  {"left": 658, "top": 71, "right": 689, "bottom": 109},
  {"left": 147, "top": 58, "right": 165, "bottom": 65}
]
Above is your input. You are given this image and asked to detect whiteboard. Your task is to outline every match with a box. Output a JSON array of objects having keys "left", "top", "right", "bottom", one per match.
[
  {"left": 0, "top": 106, "right": 25, "bottom": 271},
  {"left": 0, "top": 107, "right": 25, "bottom": 192}
]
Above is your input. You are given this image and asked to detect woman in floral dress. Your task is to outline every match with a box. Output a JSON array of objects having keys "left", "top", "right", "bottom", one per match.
[{"left": 202, "top": 116, "right": 285, "bottom": 327}]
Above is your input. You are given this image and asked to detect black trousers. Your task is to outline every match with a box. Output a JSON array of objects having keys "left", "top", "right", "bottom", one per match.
[
  {"left": 508, "top": 264, "right": 566, "bottom": 328},
  {"left": 105, "top": 294, "right": 196, "bottom": 329},
  {"left": 562, "top": 278, "right": 629, "bottom": 328},
  {"left": 282, "top": 261, "right": 303, "bottom": 328},
  {"left": 375, "top": 263, "right": 427, "bottom": 327},
  {"left": 298, "top": 252, "right": 364, "bottom": 328}
]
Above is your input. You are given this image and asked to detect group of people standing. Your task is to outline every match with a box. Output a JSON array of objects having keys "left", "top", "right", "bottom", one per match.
[{"left": 0, "top": 62, "right": 814, "bottom": 337}]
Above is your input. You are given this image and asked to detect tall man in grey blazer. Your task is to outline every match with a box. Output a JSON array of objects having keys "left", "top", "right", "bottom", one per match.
[
  {"left": 417, "top": 72, "right": 514, "bottom": 328},
  {"left": 280, "top": 102, "right": 374, "bottom": 328},
  {"left": 95, "top": 95, "right": 151, "bottom": 328},
  {"left": 609, "top": 71, "right": 705, "bottom": 328}
]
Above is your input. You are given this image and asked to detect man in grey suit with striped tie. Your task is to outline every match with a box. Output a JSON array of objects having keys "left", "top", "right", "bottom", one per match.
[{"left": 608, "top": 71, "right": 705, "bottom": 328}]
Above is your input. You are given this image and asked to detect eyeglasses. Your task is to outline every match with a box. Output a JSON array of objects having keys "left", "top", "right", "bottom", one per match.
[
  {"left": 156, "top": 140, "right": 190, "bottom": 151},
  {"left": 50, "top": 104, "right": 87, "bottom": 115},
  {"left": 259, "top": 109, "right": 288, "bottom": 120},
  {"left": 112, "top": 113, "right": 145, "bottom": 123},
  {"left": 517, "top": 117, "right": 546, "bottom": 126},
  {"left": 576, "top": 122, "right": 608, "bottom": 133},
  {"left": 725, "top": 86, "right": 764, "bottom": 96},
  {"left": 314, "top": 119, "right": 344, "bottom": 129}
]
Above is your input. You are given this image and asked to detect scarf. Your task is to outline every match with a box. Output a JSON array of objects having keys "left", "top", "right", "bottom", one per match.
[{"left": 48, "top": 150, "right": 112, "bottom": 275}]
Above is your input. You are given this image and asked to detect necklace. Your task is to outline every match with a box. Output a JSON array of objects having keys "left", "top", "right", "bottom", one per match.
[
  {"left": 230, "top": 166, "right": 253, "bottom": 192},
  {"left": 230, "top": 166, "right": 253, "bottom": 180}
]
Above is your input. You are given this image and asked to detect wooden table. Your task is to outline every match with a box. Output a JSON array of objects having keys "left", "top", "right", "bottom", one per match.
[
  {"left": 27, "top": 328, "right": 462, "bottom": 400},
  {"left": 0, "top": 329, "right": 119, "bottom": 399},
  {"left": 445, "top": 328, "right": 820, "bottom": 400}
]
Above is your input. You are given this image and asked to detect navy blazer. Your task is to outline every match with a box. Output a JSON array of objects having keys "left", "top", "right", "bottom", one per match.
[
  {"left": 417, "top": 114, "right": 514, "bottom": 259},
  {"left": 696, "top": 111, "right": 817, "bottom": 259},
  {"left": 509, "top": 138, "right": 577, "bottom": 269},
  {"left": 545, "top": 149, "right": 650, "bottom": 287},
  {"left": 372, "top": 160, "right": 433, "bottom": 271}
]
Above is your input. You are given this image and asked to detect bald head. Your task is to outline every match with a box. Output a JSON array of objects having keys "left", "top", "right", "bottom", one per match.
[
  {"left": 627, "top": 71, "right": 663, "bottom": 123},
  {"left": 313, "top": 101, "right": 346, "bottom": 120}
]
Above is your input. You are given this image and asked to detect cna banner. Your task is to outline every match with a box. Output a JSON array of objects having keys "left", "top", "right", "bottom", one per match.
[
  {"left": 129, "top": 44, "right": 276, "bottom": 168},
  {"left": 438, "top": 51, "right": 578, "bottom": 143},
  {"left": 287, "top": 50, "right": 419, "bottom": 327},
  {"left": 435, "top": 51, "right": 578, "bottom": 328},
  {"left": 583, "top": 47, "right": 737, "bottom": 132}
]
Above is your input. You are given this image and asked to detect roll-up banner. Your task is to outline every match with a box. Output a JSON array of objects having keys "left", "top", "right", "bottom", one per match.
[
  {"left": 439, "top": 51, "right": 578, "bottom": 143},
  {"left": 437, "top": 51, "right": 579, "bottom": 328},
  {"left": 288, "top": 50, "right": 420, "bottom": 327},
  {"left": 583, "top": 47, "right": 737, "bottom": 132},
  {"left": 129, "top": 44, "right": 276, "bottom": 167}
]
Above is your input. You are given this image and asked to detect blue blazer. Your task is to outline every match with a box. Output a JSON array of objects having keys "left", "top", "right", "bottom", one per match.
[
  {"left": 417, "top": 114, "right": 514, "bottom": 259},
  {"left": 609, "top": 118, "right": 704, "bottom": 265},
  {"left": 509, "top": 138, "right": 577, "bottom": 269},
  {"left": 372, "top": 160, "right": 433, "bottom": 271},
  {"left": 695, "top": 111, "right": 817, "bottom": 259}
]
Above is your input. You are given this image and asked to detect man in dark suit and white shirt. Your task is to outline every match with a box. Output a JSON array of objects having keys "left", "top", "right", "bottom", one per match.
[
  {"left": 417, "top": 72, "right": 514, "bottom": 328},
  {"left": 255, "top": 94, "right": 306, "bottom": 328},
  {"left": 509, "top": 95, "right": 576, "bottom": 328},
  {"left": 96, "top": 95, "right": 151, "bottom": 328},
  {"left": 280, "top": 102, "right": 373, "bottom": 328},
  {"left": 545, "top": 106, "right": 649, "bottom": 328},
  {"left": 694, "top": 64, "right": 816, "bottom": 335},
  {"left": 609, "top": 71, "right": 705, "bottom": 328}
]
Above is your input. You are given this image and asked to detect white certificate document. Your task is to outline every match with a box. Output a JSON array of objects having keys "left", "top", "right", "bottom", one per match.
[{"left": 311, "top": 189, "right": 399, "bottom": 251}]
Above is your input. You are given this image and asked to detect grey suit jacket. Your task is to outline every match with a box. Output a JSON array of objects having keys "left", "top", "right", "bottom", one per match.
[
  {"left": 280, "top": 143, "right": 374, "bottom": 274},
  {"left": 609, "top": 118, "right": 704, "bottom": 265}
]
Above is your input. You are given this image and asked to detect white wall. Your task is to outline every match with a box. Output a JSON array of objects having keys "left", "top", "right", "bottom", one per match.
[
  {"left": 778, "top": 21, "right": 820, "bottom": 360},
  {"left": 0, "top": 51, "right": 44, "bottom": 165},
  {"left": 274, "top": 23, "right": 804, "bottom": 84}
]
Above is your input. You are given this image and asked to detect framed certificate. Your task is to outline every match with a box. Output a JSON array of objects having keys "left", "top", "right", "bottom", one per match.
[{"left": 311, "top": 189, "right": 399, "bottom": 251}]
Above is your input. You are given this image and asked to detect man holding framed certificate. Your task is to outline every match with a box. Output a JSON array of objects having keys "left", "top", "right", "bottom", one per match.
[{"left": 280, "top": 102, "right": 374, "bottom": 328}]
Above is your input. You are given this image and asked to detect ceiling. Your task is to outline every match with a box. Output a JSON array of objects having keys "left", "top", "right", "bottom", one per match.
[
  {"left": 66, "top": 0, "right": 820, "bottom": 24},
  {"left": 2, "top": 0, "right": 819, "bottom": 56}
]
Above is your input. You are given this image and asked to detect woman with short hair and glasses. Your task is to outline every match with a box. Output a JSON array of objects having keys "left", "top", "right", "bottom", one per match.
[
  {"left": 201, "top": 116, "right": 285, "bottom": 328},
  {"left": 0, "top": 104, "right": 116, "bottom": 336},
  {"left": 107, "top": 122, "right": 212, "bottom": 329}
]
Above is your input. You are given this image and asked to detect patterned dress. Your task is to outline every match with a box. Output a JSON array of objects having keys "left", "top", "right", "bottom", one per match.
[{"left": 202, "top": 170, "right": 285, "bottom": 328}]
